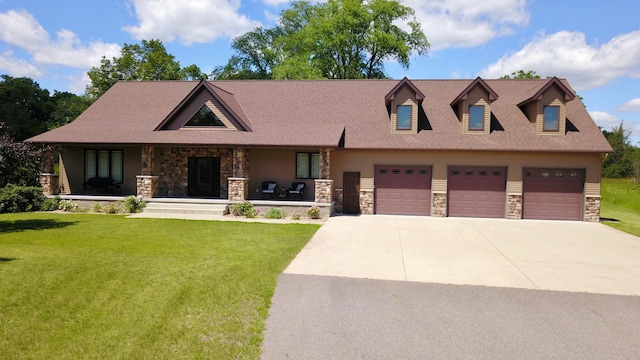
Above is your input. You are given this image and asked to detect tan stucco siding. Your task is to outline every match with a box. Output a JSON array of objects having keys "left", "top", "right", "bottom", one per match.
[
  {"left": 248, "top": 148, "right": 315, "bottom": 201},
  {"left": 331, "top": 149, "right": 602, "bottom": 197},
  {"left": 390, "top": 86, "right": 419, "bottom": 134}
]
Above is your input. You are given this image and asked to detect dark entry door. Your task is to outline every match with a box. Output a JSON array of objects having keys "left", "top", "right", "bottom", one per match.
[
  {"left": 343, "top": 172, "right": 360, "bottom": 214},
  {"left": 188, "top": 157, "right": 220, "bottom": 197}
]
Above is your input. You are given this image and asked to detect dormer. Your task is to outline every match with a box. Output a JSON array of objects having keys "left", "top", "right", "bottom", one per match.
[
  {"left": 450, "top": 77, "right": 498, "bottom": 134},
  {"left": 156, "top": 80, "right": 252, "bottom": 132},
  {"left": 517, "top": 77, "right": 575, "bottom": 135},
  {"left": 385, "top": 77, "right": 425, "bottom": 135}
]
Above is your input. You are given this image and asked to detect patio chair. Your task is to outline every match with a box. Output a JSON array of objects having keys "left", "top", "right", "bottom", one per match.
[
  {"left": 262, "top": 181, "right": 278, "bottom": 199},
  {"left": 288, "top": 182, "right": 305, "bottom": 200}
]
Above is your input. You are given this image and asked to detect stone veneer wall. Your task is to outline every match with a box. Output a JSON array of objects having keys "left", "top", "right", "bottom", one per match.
[
  {"left": 314, "top": 179, "right": 333, "bottom": 203},
  {"left": 228, "top": 178, "right": 248, "bottom": 201},
  {"left": 359, "top": 189, "right": 374, "bottom": 215},
  {"left": 507, "top": 194, "right": 522, "bottom": 219},
  {"left": 232, "top": 147, "right": 249, "bottom": 178},
  {"left": 158, "top": 147, "right": 232, "bottom": 197},
  {"left": 319, "top": 149, "right": 330, "bottom": 179},
  {"left": 137, "top": 176, "right": 158, "bottom": 198},
  {"left": 432, "top": 192, "right": 446, "bottom": 217},
  {"left": 333, "top": 188, "right": 344, "bottom": 213},
  {"left": 39, "top": 173, "right": 59, "bottom": 196},
  {"left": 584, "top": 196, "right": 600, "bottom": 222}
]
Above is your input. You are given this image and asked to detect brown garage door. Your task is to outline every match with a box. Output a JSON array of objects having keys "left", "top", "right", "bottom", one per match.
[
  {"left": 448, "top": 166, "right": 506, "bottom": 218},
  {"left": 375, "top": 166, "right": 432, "bottom": 215},
  {"left": 523, "top": 168, "right": 584, "bottom": 220}
]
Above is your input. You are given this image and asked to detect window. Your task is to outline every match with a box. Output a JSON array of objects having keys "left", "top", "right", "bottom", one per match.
[
  {"left": 185, "top": 105, "right": 225, "bottom": 127},
  {"left": 397, "top": 105, "right": 412, "bottom": 130},
  {"left": 296, "top": 152, "right": 320, "bottom": 179},
  {"left": 469, "top": 105, "right": 484, "bottom": 131},
  {"left": 85, "top": 150, "right": 123, "bottom": 183},
  {"left": 543, "top": 105, "right": 559, "bottom": 131}
]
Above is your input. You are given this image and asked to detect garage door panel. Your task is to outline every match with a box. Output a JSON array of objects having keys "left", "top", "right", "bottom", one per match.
[
  {"left": 523, "top": 168, "right": 584, "bottom": 221},
  {"left": 448, "top": 167, "right": 506, "bottom": 218},
  {"left": 375, "top": 166, "right": 432, "bottom": 216}
]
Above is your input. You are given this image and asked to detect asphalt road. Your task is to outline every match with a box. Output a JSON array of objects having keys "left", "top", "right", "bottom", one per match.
[{"left": 261, "top": 274, "right": 640, "bottom": 360}]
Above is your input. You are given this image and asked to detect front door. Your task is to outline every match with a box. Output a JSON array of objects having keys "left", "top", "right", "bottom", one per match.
[
  {"left": 343, "top": 172, "right": 360, "bottom": 214},
  {"left": 188, "top": 157, "right": 220, "bottom": 197}
]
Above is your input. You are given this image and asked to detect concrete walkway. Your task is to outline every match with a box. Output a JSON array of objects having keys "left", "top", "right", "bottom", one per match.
[{"left": 284, "top": 215, "right": 640, "bottom": 296}]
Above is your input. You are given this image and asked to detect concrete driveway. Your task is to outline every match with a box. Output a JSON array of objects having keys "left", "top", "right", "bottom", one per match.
[{"left": 284, "top": 215, "right": 640, "bottom": 296}]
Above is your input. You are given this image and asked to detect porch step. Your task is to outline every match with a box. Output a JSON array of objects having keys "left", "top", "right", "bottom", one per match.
[{"left": 142, "top": 201, "right": 229, "bottom": 216}]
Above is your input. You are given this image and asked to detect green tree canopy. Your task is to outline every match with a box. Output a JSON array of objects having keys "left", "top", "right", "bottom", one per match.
[
  {"left": 213, "top": 0, "right": 429, "bottom": 80},
  {"left": 500, "top": 70, "right": 541, "bottom": 79},
  {"left": 87, "top": 39, "right": 206, "bottom": 99},
  {"left": 0, "top": 75, "right": 53, "bottom": 141},
  {"left": 602, "top": 122, "right": 638, "bottom": 178}
]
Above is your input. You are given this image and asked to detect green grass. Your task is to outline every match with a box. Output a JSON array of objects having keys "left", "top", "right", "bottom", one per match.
[
  {"left": 0, "top": 213, "right": 319, "bottom": 359},
  {"left": 600, "top": 178, "right": 640, "bottom": 236}
]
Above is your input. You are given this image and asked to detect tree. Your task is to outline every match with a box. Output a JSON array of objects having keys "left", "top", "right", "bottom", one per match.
[
  {"left": 602, "top": 122, "right": 638, "bottom": 178},
  {"left": 0, "top": 124, "right": 46, "bottom": 187},
  {"left": 214, "top": 0, "right": 429, "bottom": 80},
  {"left": 49, "top": 91, "right": 91, "bottom": 130},
  {"left": 500, "top": 70, "right": 541, "bottom": 79},
  {"left": 0, "top": 75, "right": 53, "bottom": 141},
  {"left": 87, "top": 39, "right": 204, "bottom": 99}
]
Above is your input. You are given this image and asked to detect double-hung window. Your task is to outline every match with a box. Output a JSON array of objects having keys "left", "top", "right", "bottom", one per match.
[
  {"left": 296, "top": 152, "right": 320, "bottom": 179},
  {"left": 85, "top": 149, "right": 123, "bottom": 183},
  {"left": 469, "top": 105, "right": 484, "bottom": 131},
  {"left": 396, "top": 105, "right": 412, "bottom": 130}
]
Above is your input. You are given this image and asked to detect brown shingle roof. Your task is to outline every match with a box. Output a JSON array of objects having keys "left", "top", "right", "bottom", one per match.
[{"left": 28, "top": 78, "right": 612, "bottom": 153}]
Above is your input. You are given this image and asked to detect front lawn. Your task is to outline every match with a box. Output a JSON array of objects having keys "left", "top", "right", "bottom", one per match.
[
  {"left": 0, "top": 213, "right": 319, "bottom": 359},
  {"left": 600, "top": 178, "right": 640, "bottom": 237}
]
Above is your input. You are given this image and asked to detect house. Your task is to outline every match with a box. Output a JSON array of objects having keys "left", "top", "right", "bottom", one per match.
[{"left": 28, "top": 77, "right": 612, "bottom": 221}]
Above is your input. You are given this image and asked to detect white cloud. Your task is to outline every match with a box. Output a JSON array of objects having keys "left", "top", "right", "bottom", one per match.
[
  {"left": 479, "top": 30, "right": 640, "bottom": 90},
  {"left": 262, "top": 0, "right": 290, "bottom": 5},
  {"left": 589, "top": 111, "right": 623, "bottom": 130},
  {"left": 404, "top": 0, "right": 529, "bottom": 50},
  {"left": 123, "top": 0, "right": 261, "bottom": 45},
  {"left": 0, "top": 50, "right": 42, "bottom": 77},
  {"left": 617, "top": 98, "right": 640, "bottom": 112},
  {"left": 0, "top": 9, "right": 121, "bottom": 70}
]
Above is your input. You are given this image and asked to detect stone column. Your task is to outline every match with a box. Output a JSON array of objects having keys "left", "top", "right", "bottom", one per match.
[
  {"left": 584, "top": 196, "right": 600, "bottom": 222},
  {"left": 333, "top": 188, "right": 344, "bottom": 213},
  {"left": 39, "top": 173, "right": 59, "bottom": 196},
  {"left": 232, "top": 147, "right": 249, "bottom": 178},
  {"left": 314, "top": 179, "right": 334, "bottom": 204},
  {"left": 228, "top": 177, "right": 248, "bottom": 201},
  {"left": 431, "top": 192, "right": 447, "bottom": 217},
  {"left": 359, "top": 189, "right": 374, "bottom": 214},
  {"left": 319, "top": 149, "right": 330, "bottom": 179},
  {"left": 137, "top": 175, "right": 158, "bottom": 198},
  {"left": 507, "top": 194, "right": 523, "bottom": 219},
  {"left": 141, "top": 145, "right": 154, "bottom": 175}
]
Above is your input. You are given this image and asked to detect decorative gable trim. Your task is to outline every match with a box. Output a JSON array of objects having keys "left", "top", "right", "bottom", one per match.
[
  {"left": 385, "top": 77, "right": 425, "bottom": 105},
  {"left": 517, "top": 77, "right": 575, "bottom": 136},
  {"left": 450, "top": 77, "right": 499, "bottom": 106},
  {"left": 518, "top": 77, "right": 575, "bottom": 107},
  {"left": 155, "top": 80, "right": 252, "bottom": 132}
]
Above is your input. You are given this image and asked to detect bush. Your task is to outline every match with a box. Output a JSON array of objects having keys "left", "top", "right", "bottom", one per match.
[
  {"left": 265, "top": 208, "right": 285, "bottom": 219},
  {"left": 0, "top": 184, "right": 45, "bottom": 213},
  {"left": 104, "top": 202, "right": 121, "bottom": 214},
  {"left": 42, "top": 196, "right": 61, "bottom": 211},
  {"left": 306, "top": 206, "right": 321, "bottom": 219},
  {"left": 58, "top": 200, "right": 79, "bottom": 212},
  {"left": 231, "top": 201, "right": 256, "bottom": 217},
  {"left": 124, "top": 195, "right": 145, "bottom": 213},
  {"left": 91, "top": 203, "right": 103, "bottom": 213}
]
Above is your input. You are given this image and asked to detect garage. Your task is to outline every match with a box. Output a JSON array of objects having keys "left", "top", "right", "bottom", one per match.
[
  {"left": 522, "top": 168, "right": 585, "bottom": 220},
  {"left": 448, "top": 166, "right": 507, "bottom": 218},
  {"left": 375, "top": 166, "right": 432, "bottom": 215}
]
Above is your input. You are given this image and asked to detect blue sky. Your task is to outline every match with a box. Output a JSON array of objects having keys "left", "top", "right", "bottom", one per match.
[{"left": 1, "top": 0, "right": 639, "bottom": 143}]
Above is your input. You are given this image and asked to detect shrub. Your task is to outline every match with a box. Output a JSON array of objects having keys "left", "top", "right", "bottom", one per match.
[
  {"left": 0, "top": 184, "right": 45, "bottom": 213},
  {"left": 105, "top": 202, "right": 121, "bottom": 214},
  {"left": 124, "top": 195, "right": 145, "bottom": 213},
  {"left": 42, "top": 196, "right": 61, "bottom": 211},
  {"left": 265, "top": 208, "right": 285, "bottom": 219},
  {"left": 291, "top": 212, "right": 301, "bottom": 220},
  {"left": 306, "top": 206, "right": 321, "bottom": 219},
  {"left": 91, "top": 203, "right": 103, "bottom": 213},
  {"left": 231, "top": 201, "right": 256, "bottom": 217},
  {"left": 58, "top": 200, "right": 79, "bottom": 212}
]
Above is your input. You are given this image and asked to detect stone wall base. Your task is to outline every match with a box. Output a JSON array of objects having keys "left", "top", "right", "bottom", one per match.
[
  {"left": 39, "top": 173, "right": 59, "bottom": 196},
  {"left": 585, "top": 196, "right": 600, "bottom": 222},
  {"left": 137, "top": 175, "right": 158, "bottom": 198},
  {"left": 432, "top": 192, "right": 446, "bottom": 217},
  {"left": 359, "top": 189, "right": 373, "bottom": 215},
  {"left": 333, "top": 188, "right": 344, "bottom": 213},
  {"left": 228, "top": 177, "right": 249, "bottom": 201},
  {"left": 314, "top": 179, "right": 334, "bottom": 204},
  {"left": 507, "top": 194, "right": 522, "bottom": 219}
]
